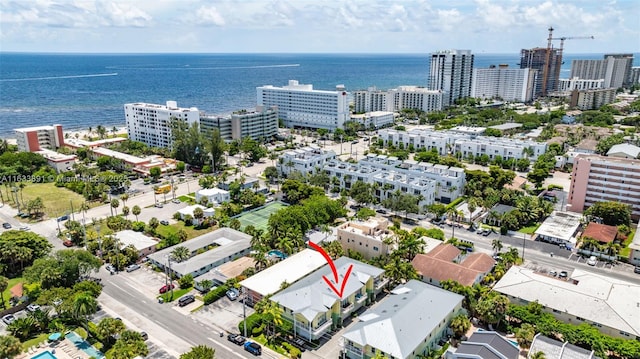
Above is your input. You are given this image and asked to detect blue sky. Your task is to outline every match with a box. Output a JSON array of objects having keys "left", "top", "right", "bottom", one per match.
[{"left": 1, "top": 0, "right": 638, "bottom": 53}]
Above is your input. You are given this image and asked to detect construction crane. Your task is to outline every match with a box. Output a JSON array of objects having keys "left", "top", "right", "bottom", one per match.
[
  {"left": 541, "top": 27, "right": 555, "bottom": 97},
  {"left": 541, "top": 27, "right": 594, "bottom": 96},
  {"left": 551, "top": 35, "right": 595, "bottom": 54}
]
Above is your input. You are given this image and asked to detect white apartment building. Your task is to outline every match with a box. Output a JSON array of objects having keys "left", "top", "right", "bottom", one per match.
[
  {"left": 559, "top": 77, "right": 604, "bottom": 92},
  {"left": 14, "top": 124, "right": 65, "bottom": 152},
  {"left": 353, "top": 86, "right": 444, "bottom": 113},
  {"left": 570, "top": 54, "right": 634, "bottom": 89},
  {"left": 195, "top": 188, "right": 230, "bottom": 205},
  {"left": 353, "top": 87, "right": 389, "bottom": 113},
  {"left": 257, "top": 80, "right": 349, "bottom": 130},
  {"left": 570, "top": 88, "right": 617, "bottom": 110},
  {"left": 337, "top": 218, "right": 393, "bottom": 260},
  {"left": 429, "top": 50, "right": 474, "bottom": 106},
  {"left": 471, "top": 65, "right": 536, "bottom": 102},
  {"left": 200, "top": 106, "right": 278, "bottom": 142},
  {"left": 378, "top": 128, "right": 547, "bottom": 161},
  {"left": 277, "top": 146, "right": 337, "bottom": 177},
  {"left": 350, "top": 111, "right": 394, "bottom": 129},
  {"left": 124, "top": 101, "right": 200, "bottom": 148}
]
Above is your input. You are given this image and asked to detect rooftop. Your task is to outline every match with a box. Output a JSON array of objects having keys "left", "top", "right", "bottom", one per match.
[
  {"left": 240, "top": 248, "right": 327, "bottom": 297},
  {"left": 494, "top": 266, "right": 640, "bottom": 337},
  {"left": 454, "top": 331, "right": 520, "bottom": 359},
  {"left": 197, "top": 188, "right": 229, "bottom": 196},
  {"left": 271, "top": 257, "right": 383, "bottom": 321},
  {"left": 148, "top": 228, "right": 251, "bottom": 275},
  {"left": 412, "top": 249, "right": 495, "bottom": 287},
  {"left": 114, "top": 230, "right": 158, "bottom": 251},
  {"left": 582, "top": 222, "right": 618, "bottom": 244},
  {"left": 14, "top": 124, "right": 59, "bottom": 132},
  {"left": 36, "top": 149, "right": 77, "bottom": 162},
  {"left": 489, "top": 123, "right": 524, "bottom": 131},
  {"left": 535, "top": 212, "right": 583, "bottom": 243},
  {"left": 342, "top": 280, "right": 464, "bottom": 359},
  {"left": 607, "top": 143, "right": 640, "bottom": 158},
  {"left": 91, "top": 147, "right": 150, "bottom": 165},
  {"left": 528, "top": 334, "right": 596, "bottom": 359}
]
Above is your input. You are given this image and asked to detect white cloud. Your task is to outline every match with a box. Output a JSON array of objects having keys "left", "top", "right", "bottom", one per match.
[
  {"left": 97, "top": 2, "right": 152, "bottom": 27},
  {"left": 195, "top": 5, "right": 225, "bottom": 26}
]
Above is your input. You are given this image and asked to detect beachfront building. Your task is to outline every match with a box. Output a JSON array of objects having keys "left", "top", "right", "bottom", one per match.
[
  {"left": 336, "top": 218, "right": 393, "bottom": 259},
  {"left": 270, "top": 257, "right": 386, "bottom": 340},
  {"left": 349, "top": 111, "right": 394, "bottom": 129},
  {"left": 353, "top": 87, "right": 391, "bottom": 113},
  {"left": 342, "top": 280, "right": 464, "bottom": 359},
  {"left": 36, "top": 149, "right": 77, "bottom": 173},
  {"left": 199, "top": 106, "right": 279, "bottom": 142},
  {"left": 570, "top": 54, "right": 634, "bottom": 89},
  {"left": 558, "top": 77, "right": 604, "bottom": 93},
  {"left": 257, "top": 80, "right": 349, "bottom": 130},
  {"left": 429, "top": 50, "right": 474, "bottom": 106},
  {"left": 147, "top": 228, "right": 251, "bottom": 278},
  {"left": 240, "top": 248, "right": 327, "bottom": 306},
  {"left": 14, "top": 124, "right": 65, "bottom": 152},
  {"left": 471, "top": 65, "right": 536, "bottom": 102},
  {"left": 277, "top": 146, "right": 337, "bottom": 177},
  {"left": 378, "top": 128, "right": 547, "bottom": 161},
  {"left": 568, "top": 154, "right": 640, "bottom": 220},
  {"left": 124, "top": 101, "right": 200, "bottom": 148},
  {"left": 494, "top": 266, "right": 640, "bottom": 340},
  {"left": 353, "top": 86, "right": 444, "bottom": 113}
]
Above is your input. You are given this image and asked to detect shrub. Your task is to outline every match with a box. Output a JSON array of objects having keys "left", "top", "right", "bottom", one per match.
[
  {"left": 238, "top": 313, "right": 263, "bottom": 334},
  {"left": 251, "top": 324, "right": 263, "bottom": 336},
  {"left": 178, "top": 274, "right": 194, "bottom": 289},
  {"left": 203, "top": 284, "right": 229, "bottom": 305},
  {"left": 131, "top": 221, "right": 146, "bottom": 232}
]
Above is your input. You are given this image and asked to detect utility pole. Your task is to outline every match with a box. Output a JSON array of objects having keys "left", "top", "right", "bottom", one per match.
[
  {"left": 242, "top": 288, "right": 247, "bottom": 337},
  {"left": 168, "top": 257, "right": 174, "bottom": 300},
  {"left": 522, "top": 233, "right": 526, "bottom": 261},
  {"left": 70, "top": 200, "right": 75, "bottom": 221}
]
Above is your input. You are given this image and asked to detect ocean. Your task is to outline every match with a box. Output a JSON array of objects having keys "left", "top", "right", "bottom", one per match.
[{"left": 0, "top": 52, "right": 637, "bottom": 137}]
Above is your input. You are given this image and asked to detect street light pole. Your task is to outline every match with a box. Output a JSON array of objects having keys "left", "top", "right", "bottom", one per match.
[
  {"left": 242, "top": 287, "right": 247, "bottom": 337},
  {"left": 522, "top": 233, "right": 526, "bottom": 261}
]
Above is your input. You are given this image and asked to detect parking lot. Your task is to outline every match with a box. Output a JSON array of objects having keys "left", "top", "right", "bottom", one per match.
[
  {"left": 192, "top": 296, "right": 255, "bottom": 333},
  {"left": 567, "top": 253, "right": 615, "bottom": 269}
]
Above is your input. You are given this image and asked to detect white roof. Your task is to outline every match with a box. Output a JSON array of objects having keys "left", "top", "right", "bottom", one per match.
[
  {"left": 178, "top": 204, "right": 207, "bottom": 216},
  {"left": 240, "top": 248, "right": 327, "bottom": 296},
  {"left": 197, "top": 188, "right": 229, "bottom": 196},
  {"left": 36, "top": 149, "right": 77, "bottom": 162},
  {"left": 629, "top": 227, "right": 640, "bottom": 252},
  {"left": 607, "top": 143, "right": 640, "bottom": 158},
  {"left": 114, "top": 230, "right": 157, "bottom": 251},
  {"left": 342, "top": 280, "right": 464, "bottom": 359},
  {"left": 494, "top": 266, "right": 640, "bottom": 336},
  {"left": 91, "top": 147, "right": 149, "bottom": 165},
  {"left": 534, "top": 212, "right": 582, "bottom": 243}
]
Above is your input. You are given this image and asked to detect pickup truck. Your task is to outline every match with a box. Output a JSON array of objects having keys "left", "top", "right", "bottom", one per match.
[{"left": 227, "top": 334, "right": 246, "bottom": 346}]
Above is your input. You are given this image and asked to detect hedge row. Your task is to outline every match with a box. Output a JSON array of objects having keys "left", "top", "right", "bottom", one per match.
[
  {"left": 203, "top": 285, "right": 229, "bottom": 305},
  {"left": 238, "top": 313, "right": 263, "bottom": 335}
]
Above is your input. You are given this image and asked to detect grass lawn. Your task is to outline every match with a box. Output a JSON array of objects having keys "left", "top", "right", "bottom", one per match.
[
  {"left": 177, "top": 195, "right": 195, "bottom": 204},
  {"left": 156, "top": 222, "right": 216, "bottom": 241},
  {"left": 4, "top": 182, "right": 99, "bottom": 220},
  {"left": 518, "top": 223, "right": 541, "bottom": 234},
  {"left": 158, "top": 287, "right": 191, "bottom": 302},
  {"left": 619, "top": 229, "right": 635, "bottom": 259},
  {"left": 1, "top": 277, "right": 24, "bottom": 309},
  {"left": 21, "top": 333, "right": 49, "bottom": 351},
  {"left": 252, "top": 334, "right": 289, "bottom": 356}
]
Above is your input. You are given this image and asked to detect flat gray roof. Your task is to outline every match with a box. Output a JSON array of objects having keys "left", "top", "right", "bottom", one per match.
[
  {"left": 342, "top": 280, "right": 463, "bottom": 359},
  {"left": 148, "top": 228, "right": 251, "bottom": 276},
  {"left": 535, "top": 211, "right": 582, "bottom": 243},
  {"left": 489, "top": 123, "right": 523, "bottom": 131}
]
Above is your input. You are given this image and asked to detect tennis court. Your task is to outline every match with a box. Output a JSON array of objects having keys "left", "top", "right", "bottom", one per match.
[{"left": 236, "top": 202, "right": 286, "bottom": 231}]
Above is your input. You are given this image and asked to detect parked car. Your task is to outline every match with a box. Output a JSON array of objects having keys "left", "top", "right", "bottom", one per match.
[
  {"left": 228, "top": 334, "right": 246, "bottom": 346},
  {"left": 19, "top": 226, "right": 30, "bottom": 231},
  {"left": 635, "top": 266, "right": 640, "bottom": 274},
  {"left": 155, "top": 202, "right": 163, "bottom": 208},
  {"left": 27, "top": 303, "right": 41, "bottom": 312},
  {"left": 244, "top": 341, "right": 262, "bottom": 356},
  {"left": 2, "top": 314, "right": 16, "bottom": 325},
  {"left": 52, "top": 298, "right": 63, "bottom": 306},
  {"left": 587, "top": 256, "right": 597, "bottom": 266},
  {"left": 126, "top": 264, "right": 141, "bottom": 272},
  {"left": 140, "top": 332, "right": 148, "bottom": 340},
  {"left": 226, "top": 288, "right": 239, "bottom": 301},
  {"left": 2, "top": 222, "right": 11, "bottom": 229},
  {"left": 482, "top": 229, "right": 491, "bottom": 236},
  {"left": 159, "top": 284, "right": 175, "bottom": 294},
  {"left": 63, "top": 240, "right": 74, "bottom": 247},
  {"left": 288, "top": 337, "right": 307, "bottom": 352},
  {"left": 375, "top": 208, "right": 387, "bottom": 214},
  {"left": 549, "top": 270, "right": 558, "bottom": 277},
  {"left": 172, "top": 199, "right": 181, "bottom": 204},
  {"left": 559, "top": 271, "right": 568, "bottom": 279},
  {"left": 178, "top": 294, "right": 195, "bottom": 307},
  {"left": 57, "top": 215, "right": 69, "bottom": 222},
  {"left": 106, "top": 264, "right": 116, "bottom": 273},
  {"left": 160, "top": 220, "right": 169, "bottom": 226}
]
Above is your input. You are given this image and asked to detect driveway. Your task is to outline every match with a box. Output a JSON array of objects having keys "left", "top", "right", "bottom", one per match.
[{"left": 192, "top": 296, "right": 254, "bottom": 333}]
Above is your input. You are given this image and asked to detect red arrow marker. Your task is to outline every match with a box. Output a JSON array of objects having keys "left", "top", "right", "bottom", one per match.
[{"left": 309, "top": 241, "right": 354, "bottom": 298}]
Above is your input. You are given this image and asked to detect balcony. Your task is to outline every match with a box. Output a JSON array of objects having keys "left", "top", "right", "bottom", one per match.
[
  {"left": 374, "top": 277, "right": 389, "bottom": 290},
  {"left": 345, "top": 344, "right": 363, "bottom": 358},
  {"left": 341, "top": 301, "right": 354, "bottom": 313},
  {"left": 355, "top": 293, "right": 367, "bottom": 304}
]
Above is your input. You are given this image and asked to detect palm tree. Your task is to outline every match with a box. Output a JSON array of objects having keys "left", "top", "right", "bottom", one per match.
[
  {"left": 449, "top": 313, "right": 471, "bottom": 338},
  {"left": 0, "top": 275, "right": 8, "bottom": 310},
  {"left": 122, "top": 206, "right": 130, "bottom": 218},
  {"left": 171, "top": 246, "right": 190, "bottom": 262},
  {"left": 96, "top": 317, "right": 126, "bottom": 346},
  {"left": 0, "top": 334, "right": 22, "bottom": 359},
  {"left": 73, "top": 292, "right": 97, "bottom": 332},
  {"left": 197, "top": 279, "right": 214, "bottom": 293},
  {"left": 467, "top": 197, "right": 481, "bottom": 223},
  {"left": 110, "top": 198, "right": 119, "bottom": 217},
  {"left": 252, "top": 246, "right": 270, "bottom": 271},
  {"left": 180, "top": 345, "right": 216, "bottom": 359},
  {"left": 530, "top": 351, "right": 546, "bottom": 359},
  {"left": 492, "top": 239, "right": 503, "bottom": 253},
  {"left": 260, "top": 300, "right": 283, "bottom": 339},
  {"left": 193, "top": 207, "right": 204, "bottom": 225},
  {"left": 132, "top": 205, "right": 141, "bottom": 221}
]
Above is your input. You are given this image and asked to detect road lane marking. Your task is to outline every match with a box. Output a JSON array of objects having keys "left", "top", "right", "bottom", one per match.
[{"left": 208, "top": 338, "right": 245, "bottom": 359}]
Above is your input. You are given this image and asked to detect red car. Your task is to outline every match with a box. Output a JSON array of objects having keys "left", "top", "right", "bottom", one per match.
[
  {"left": 63, "top": 240, "right": 74, "bottom": 247},
  {"left": 159, "top": 284, "right": 175, "bottom": 294}
]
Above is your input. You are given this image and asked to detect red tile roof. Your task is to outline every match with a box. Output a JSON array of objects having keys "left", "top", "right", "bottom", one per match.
[
  {"left": 582, "top": 222, "right": 618, "bottom": 243},
  {"left": 412, "top": 254, "right": 481, "bottom": 287},
  {"left": 460, "top": 253, "right": 497, "bottom": 272},
  {"left": 428, "top": 243, "right": 462, "bottom": 261}
]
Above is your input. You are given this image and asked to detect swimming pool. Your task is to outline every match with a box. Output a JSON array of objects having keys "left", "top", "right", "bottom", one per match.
[
  {"left": 31, "top": 351, "right": 57, "bottom": 359},
  {"left": 66, "top": 331, "right": 105, "bottom": 359},
  {"left": 268, "top": 250, "right": 287, "bottom": 259}
]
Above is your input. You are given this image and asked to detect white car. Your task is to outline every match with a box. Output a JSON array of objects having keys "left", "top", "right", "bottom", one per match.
[
  {"left": 587, "top": 256, "right": 597, "bottom": 266},
  {"left": 27, "top": 303, "right": 41, "bottom": 312}
]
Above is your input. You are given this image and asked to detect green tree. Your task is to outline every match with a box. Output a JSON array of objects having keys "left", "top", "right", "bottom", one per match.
[
  {"left": 356, "top": 207, "right": 376, "bottom": 221},
  {"left": 73, "top": 292, "right": 97, "bottom": 331},
  {"left": 111, "top": 330, "right": 149, "bottom": 359},
  {"left": 530, "top": 351, "right": 546, "bottom": 359},
  {"left": 584, "top": 201, "right": 631, "bottom": 226},
  {"left": 171, "top": 246, "right": 190, "bottom": 262},
  {"left": 149, "top": 166, "right": 162, "bottom": 182},
  {"left": 176, "top": 161, "right": 186, "bottom": 173},
  {"left": 0, "top": 275, "right": 9, "bottom": 310},
  {"left": 132, "top": 205, "right": 141, "bottom": 221},
  {"left": 6, "top": 317, "right": 35, "bottom": 340},
  {"left": 491, "top": 239, "right": 503, "bottom": 253},
  {"left": 178, "top": 274, "right": 194, "bottom": 289},
  {"left": 197, "top": 279, "right": 214, "bottom": 293},
  {"left": 350, "top": 181, "right": 375, "bottom": 206},
  {"left": 264, "top": 166, "right": 279, "bottom": 183},
  {"left": 205, "top": 128, "right": 227, "bottom": 172},
  {"left": 180, "top": 345, "right": 216, "bottom": 359},
  {"left": 110, "top": 198, "right": 120, "bottom": 217},
  {"left": 24, "top": 249, "right": 101, "bottom": 289},
  {"left": 96, "top": 317, "right": 126, "bottom": 346},
  {"left": 0, "top": 334, "right": 22, "bottom": 359},
  {"left": 193, "top": 206, "right": 205, "bottom": 224},
  {"left": 515, "top": 323, "right": 536, "bottom": 349},
  {"left": 449, "top": 313, "right": 471, "bottom": 338}
]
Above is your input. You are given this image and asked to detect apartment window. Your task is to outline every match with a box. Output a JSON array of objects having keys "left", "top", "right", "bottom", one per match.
[{"left": 373, "top": 246, "right": 379, "bottom": 251}]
